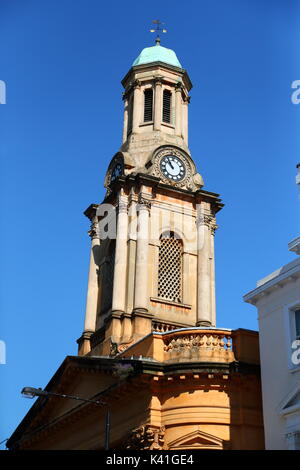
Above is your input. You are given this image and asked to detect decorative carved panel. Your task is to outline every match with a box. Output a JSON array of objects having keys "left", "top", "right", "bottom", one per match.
[{"left": 124, "top": 425, "right": 165, "bottom": 450}]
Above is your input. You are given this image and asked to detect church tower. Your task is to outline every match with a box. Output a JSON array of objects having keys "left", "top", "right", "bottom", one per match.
[
  {"left": 7, "top": 36, "right": 265, "bottom": 451},
  {"left": 78, "top": 37, "right": 223, "bottom": 357}
]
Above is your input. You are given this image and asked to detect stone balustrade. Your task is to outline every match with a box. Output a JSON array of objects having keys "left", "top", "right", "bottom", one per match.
[
  {"left": 117, "top": 327, "right": 259, "bottom": 365},
  {"left": 163, "top": 329, "right": 235, "bottom": 363},
  {"left": 152, "top": 321, "right": 180, "bottom": 333}
]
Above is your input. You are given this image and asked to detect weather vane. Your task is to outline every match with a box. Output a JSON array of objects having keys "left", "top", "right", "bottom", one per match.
[{"left": 150, "top": 20, "right": 167, "bottom": 44}]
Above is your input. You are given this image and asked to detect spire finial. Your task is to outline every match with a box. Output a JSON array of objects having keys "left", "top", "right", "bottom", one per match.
[{"left": 150, "top": 20, "right": 167, "bottom": 45}]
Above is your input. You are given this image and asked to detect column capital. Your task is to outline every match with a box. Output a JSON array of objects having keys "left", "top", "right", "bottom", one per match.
[
  {"left": 210, "top": 223, "right": 218, "bottom": 236},
  {"left": 137, "top": 196, "right": 151, "bottom": 212},
  {"left": 88, "top": 217, "right": 99, "bottom": 240},
  {"left": 118, "top": 201, "right": 128, "bottom": 214},
  {"left": 133, "top": 79, "right": 141, "bottom": 89},
  {"left": 175, "top": 81, "right": 183, "bottom": 91},
  {"left": 125, "top": 79, "right": 141, "bottom": 97},
  {"left": 196, "top": 213, "right": 213, "bottom": 227},
  {"left": 196, "top": 214, "right": 218, "bottom": 235},
  {"left": 154, "top": 76, "right": 163, "bottom": 86}
]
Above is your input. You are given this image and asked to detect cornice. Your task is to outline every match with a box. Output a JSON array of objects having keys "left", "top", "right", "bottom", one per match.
[
  {"left": 102, "top": 173, "right": 223, "bottom": 213},
  {"left": 121, "top": 63, "right": 192, "bottom": 92},
  {"left": 244, "top": 258, "right": 300, "bottom": 305},
  {"left": 83, "top": 203, "right": 99, "bottom": 221},
  {"left": 288, "top": 236, "right": 300, "bottom": 255},
  {"left": 7, "top": 350, "right": 261, "bottom": 450}
]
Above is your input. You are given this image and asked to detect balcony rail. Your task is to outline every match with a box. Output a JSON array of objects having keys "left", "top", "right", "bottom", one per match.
[
  {"left": 163, "top": 329, "right": 235, "bottom": 363},
  {"left": 152, "top": 321, "right": 181, "bottom": 333}
]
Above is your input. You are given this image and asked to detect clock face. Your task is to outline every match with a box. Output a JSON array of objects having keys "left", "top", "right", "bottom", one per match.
[
  {"left": 111, "top": 162, "right": 123, "bottom": 182},
  {"left": 160, "top": 155, "right": 186, "bottom": 182}
]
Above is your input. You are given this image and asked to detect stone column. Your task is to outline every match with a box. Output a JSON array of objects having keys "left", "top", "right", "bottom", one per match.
[
  {"left": 126, "top": 194, "right": 137, "bottom": 314},
  {"left": 122, "top": 93, "right": 128, "bottom": 143},
  {"left": 196, "top": 206, "right": 213, "bottom": 326},
  {"left": 175, "top": 84, "right": 182, "bottom": 137},
  {"left": 182, "top": 252, "right": 190, "bottom": 304},
  {"left": 111, "top": 198, "right": 128, "bottom": 314},
  {"left": 80, "top": 216, "right": 100, "bottom": 354},
  {"left": 133, "top": 197, "right": 151, "bottom": 313},
  {"left": 154, "top": 78, "right": 163, "bottom": 131},
  {"left": 132, "top": 80, "right": 141, "bottom": 133},
  {"left": 210, "top": 222, "right": 217, "bottom": 327}
]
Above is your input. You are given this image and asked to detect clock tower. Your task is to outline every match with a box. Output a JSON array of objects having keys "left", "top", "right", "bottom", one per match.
[
  {"left": 7, "top": 36, "right": 265, "bottom": 452},
  {"left": 78, "top": 37, "right": 223, "bottom": 356}
]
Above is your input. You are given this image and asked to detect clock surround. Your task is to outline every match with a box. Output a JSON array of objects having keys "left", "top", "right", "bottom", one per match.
[
  {"left": 159, "top": 154, "right": 186, "bottom": 182},
  {"left": 152, "top": 147, "right": 192, "bottom": 188}
]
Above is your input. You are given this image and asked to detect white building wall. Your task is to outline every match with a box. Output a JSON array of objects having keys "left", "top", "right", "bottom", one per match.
[{"left": 244, "top": 255, "right": 300, "bottom": 450}]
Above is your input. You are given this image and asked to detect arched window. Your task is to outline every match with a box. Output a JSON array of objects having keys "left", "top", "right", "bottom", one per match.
[
  {"left": 127, "top": 94, "right": 133, "bottom": 135},
  {"left": 158, "top": 231, "right": 182, "bottom": 303},
  {"left": 144, "top": 88, "right": 153, "bottom": 122},
  {"left": 100, "top": 240, "right": 115, "bottom": 314},
  {"left": 162, "top": 89, "right": 172, "bottom": 123}
]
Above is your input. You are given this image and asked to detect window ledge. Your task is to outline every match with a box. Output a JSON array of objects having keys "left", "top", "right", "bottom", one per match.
[
  {"left": 150, "top": 297, "right": 192, "bottom": 309},
  {"left": 140, "top": 121, "right": 154, "bottom": 127},
  {"left": 162, "top": 122, "right": 175, "bottom": 129}
]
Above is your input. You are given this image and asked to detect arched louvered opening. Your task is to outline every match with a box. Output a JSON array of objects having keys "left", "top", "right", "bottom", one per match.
[
  {"left": 127, "top": 94, "right": 133, "bottom": 135},
  {"left": 162, "top": 89, "right": 172, "bottom": 124},
  {"left": 144, "top": 88, "right": 153, "bottom": 122},
  {"left": 158, "top": 231, "right": 182, "bottom": 303},
  {"left": 99, "top": 240, "right": 115, "bottom": 314}
]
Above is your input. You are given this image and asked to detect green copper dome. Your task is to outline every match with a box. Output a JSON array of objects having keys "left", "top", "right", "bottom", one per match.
[{"left": 132, "top": 42, "right": 182, "bottom": 68}]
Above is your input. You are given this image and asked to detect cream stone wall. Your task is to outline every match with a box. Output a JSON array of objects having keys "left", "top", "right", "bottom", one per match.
[{"left": 244, "top": 255, "right": 300, "bottom": 450}]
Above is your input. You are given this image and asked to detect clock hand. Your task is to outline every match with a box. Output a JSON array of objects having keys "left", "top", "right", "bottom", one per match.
[{"left": 167, "top": 157, "right": 174, "bottom": 170}]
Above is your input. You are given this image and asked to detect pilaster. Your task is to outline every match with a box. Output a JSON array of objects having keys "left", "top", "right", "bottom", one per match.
[
  {"left": 122, "top": 94, "right": 128, "bottom": 143},
  {"left": 196, "top": 205, "right": 215, "bottom": 327},
  {"left": 182, "top": 96, "right": 189, "bottom": 145},
  {"left": 132, "top": 80, "right": 141, "bottom": 133},
  {"left": 154, "top": 77, "right": 163, "bottom": 131},
  {"left": 80, "top": 208, "right": 101, "bottom": 354},
  {"left": 111, "top": 195, "right": 129, "bottom": 315},
  {"left": 133, "top": 194, "right": 151, "bottom": 314},
  {"left": 175, "top": 83, "right": 182, "bottom": 137}
]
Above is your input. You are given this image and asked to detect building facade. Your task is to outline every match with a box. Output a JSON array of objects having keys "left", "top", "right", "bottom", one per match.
[
  {"left": 244, "top": 165, "right": 300, "bottom": 450},
  {"left": 7, "top": 39, "right": 264, "bottom": 450}
]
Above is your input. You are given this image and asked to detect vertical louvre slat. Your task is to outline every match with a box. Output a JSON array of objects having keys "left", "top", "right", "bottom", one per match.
[
  {"left": 127, "top": 94, "right": 133, "bottom": 134},
  {"left": 100, "top": 241, "right": 115, "bottom": 313},
  {"left": 144, "top": 89, "right": 153, "bottom": 122},
  {"left": 163, "top": 90, "right": 171, "bottom": 123},
  {"left": 296, "top": 309, "right": 300, "bottom": 338}
]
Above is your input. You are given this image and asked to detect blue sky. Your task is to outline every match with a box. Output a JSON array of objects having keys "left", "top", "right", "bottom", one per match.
[{"left": 1, "top": 0, "right": 300, "bottom": 447}]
